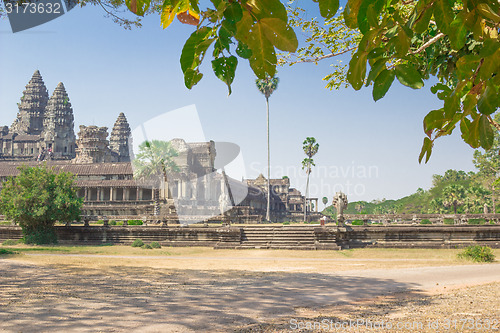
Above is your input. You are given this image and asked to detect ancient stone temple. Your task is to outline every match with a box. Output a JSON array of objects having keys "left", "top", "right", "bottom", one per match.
[
  {"left": 0, "top": 70, "right": 310, "bottom": 222},
  {"left": 41, "top": 82, "right": 76, "bottom": 159},
  {"left": 74, "top": 126, "right": 116, "bottom": 164},
  {"left": 10, "top": 70, "right": 49, "bottom": 135},
  {"left": 110, "top": 112, "right": 131, "bottom": 162}
]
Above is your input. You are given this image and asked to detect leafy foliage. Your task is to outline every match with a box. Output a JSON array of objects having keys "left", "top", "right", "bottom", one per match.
[
  {"left": 131, "top": 238, "right": 144, "bottom": 247},
  {"left": 333, "top": 168, "right": 493, "bottom": 215},
  {"left": 458, "top": 245, "right": 496, "bottom": 262},
  {"left": 0, "top": 248, "right": 16, "bottom": 255},
  {"left": 150, "top": 241, "right": 161, "bottom": 248},
  {"left": 0, "top": 165, "right": 82, "bottom": 244},
  {"left": 87, "top": 0, "right": 498, "bottom": 161}
]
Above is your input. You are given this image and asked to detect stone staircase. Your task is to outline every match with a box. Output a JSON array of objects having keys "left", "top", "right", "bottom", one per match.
[{"left": 238, "top": 225, "right": 339, "bottom": 250}]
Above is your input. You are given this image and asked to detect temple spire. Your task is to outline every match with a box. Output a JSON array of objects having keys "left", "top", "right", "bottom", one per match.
[
  {"left": 110, "top": 112, "right": 131, "bottom": 162},
  {"left": 10, "top": 70, "right": 49, "bottom": 135},
  {"left": 41, "top": 82, "right": 76, "bottom": 159}
]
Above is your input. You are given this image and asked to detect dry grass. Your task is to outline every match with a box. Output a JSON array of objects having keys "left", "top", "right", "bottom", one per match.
[{"left": 3, "top": 245, "right": 498, "bottom": 273}]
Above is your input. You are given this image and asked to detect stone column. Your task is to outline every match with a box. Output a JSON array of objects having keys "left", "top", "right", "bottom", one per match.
[
  {"left": 97, "top": 188, "right": 102, "bottom": 201},
  {"left": 84, "top": 188, "right": 88, "bottom": 201},
  {"left": 110, "top": 187, "right": 114, "bottom": 201}
]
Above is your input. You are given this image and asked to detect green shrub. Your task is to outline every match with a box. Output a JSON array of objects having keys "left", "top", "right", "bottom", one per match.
[
  {"left": 150, "top": 241, "right": 161, "bottom": 249},
  {"left": 0, "top": 248, "right": 16, "bottom": 255},
  {"left": 458, "top": 245, "right": 495, "bottom": 262},
  {"left": 352, "top": 220, "right": 364, "bottom": 225},
  {"left": 127, "top": 220, "right": 143, "bottom": 225},
  {"left": 22, "top": 226, "right": 57, "bottom": 244},
  {"left": 282, "top": 221, "right": 290, "bottom": 225},
  {"left": 131, "top": 239, "right": 144, "bottom": 247},
  {"left": 468, "top": 218, "right": 486, "bottom": 225},
  {"left": 420, "top": 219, "right": 432, "bottom": 225},
  {"left": 109, "top": 220, "right": 117, "bottom": 225},
  {"left": 2, "top": 239, "right": 20, "bottom": 246},
  {"left": 142, "top": 244, "right": 152, "bottom": 249},
  {"left": 95, "top": 220, "right": 104, "bottom": 225}
]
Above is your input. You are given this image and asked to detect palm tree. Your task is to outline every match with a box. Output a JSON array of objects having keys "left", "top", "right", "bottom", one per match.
[
  {"left": 256, "top": 75, "right": 279, "bottom": 222},
  {"left": 132, "top": 140, "right": 180, "bottom": 215},
  {"left": 442, "top": 184, "right": 466, "bottom": 214},
  {"left": 302, "top": 137, "right": 319, "bottom": 221}
]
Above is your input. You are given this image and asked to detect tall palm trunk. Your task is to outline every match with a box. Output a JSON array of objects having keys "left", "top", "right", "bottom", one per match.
[
  {"left": 153, "top": 188, "right": 160, "bottom": 215},
  {"left": 266, "top": 96, "right": 271, "bottom": 222},
  {"left": 304, "top": 170, "right": 310, "bottom": 222},
  {"left": 493, "top": 186, "right": 496, "bottom": 213}
]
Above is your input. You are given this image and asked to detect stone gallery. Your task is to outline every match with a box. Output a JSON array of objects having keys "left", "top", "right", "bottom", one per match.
[{"left": 0, "top": 70, "right": 316, "bottom": 223}]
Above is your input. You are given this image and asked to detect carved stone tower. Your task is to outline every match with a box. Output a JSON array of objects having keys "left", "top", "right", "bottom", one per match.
[
  {"left": 110, "top": 112, "right": 131, "bottom": 162},
  {"left": 10, "top": 70, "right": 49, "bottom": 135},
  {"left": 41, "top": 82, "right": 76, "bottom": 159},
  {"left": 74, "top": 125, "right": 115, "bottom": 163}
]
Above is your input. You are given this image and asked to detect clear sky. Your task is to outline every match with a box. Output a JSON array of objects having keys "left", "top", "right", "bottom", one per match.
[{"left": 0, "top": 3, "right": 477, "bottom": 202}]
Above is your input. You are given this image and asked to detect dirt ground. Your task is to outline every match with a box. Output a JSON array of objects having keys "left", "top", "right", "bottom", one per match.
[{"left": 0, "top": 248, "right": 499, "bottom": 332}]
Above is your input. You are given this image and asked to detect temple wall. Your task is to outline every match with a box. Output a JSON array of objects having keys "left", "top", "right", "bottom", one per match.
[{"left": 0, "top": 225, "right": 499, "bottom": 249}]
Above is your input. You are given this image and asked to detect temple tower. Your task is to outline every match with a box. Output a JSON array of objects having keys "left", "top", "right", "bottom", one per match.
[
  {"left": 10, "top": 70, "right": 49, "bottom": 135},
  {"left": 110, "top": 112, "right": 131, "bottom": 162},
  {"left": 41, "top": 82, "right": 76, "bottom": 159},
  {"left": 74, "top": 125, "right": 115, "bottom": 163}
]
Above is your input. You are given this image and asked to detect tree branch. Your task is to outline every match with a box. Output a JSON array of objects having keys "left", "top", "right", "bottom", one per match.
[
  {"left": 487, "top": 115, "right": 500, "bottom": 132},
  {"left": 292, "top": 47, "right": 357, "bottom": 64},
  {"left": 410, "top": 32, "right": 445, "bottom": 55}
]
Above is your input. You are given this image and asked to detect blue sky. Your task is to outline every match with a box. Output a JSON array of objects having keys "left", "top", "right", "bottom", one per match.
[{"left": 0, "top": 3, "right": 477, "bottom": 202}]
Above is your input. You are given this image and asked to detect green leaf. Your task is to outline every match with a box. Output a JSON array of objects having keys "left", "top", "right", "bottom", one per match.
[
  {"left": 477, "top": 85, "right": 499, "bottom": 115},
  {"left": 366, "top": 57, "right": 387, "bottom": 86},
  {"left": 259, "top": 18, "right": 298, "bottom": 52},
  {"left": 247, "top": 0, "right": 287, "bottom": 22},
  {"left": 478, "top": 115, "right": 494, "bottom": 150},
  {"left": 223, "top": 2, "right": 243, "bottom": 24},
  {"left": 236, "top": 42, "right": 252, "bottom": 59},
  {"left": 449, "top": 13, "right": 468, "bottom": 50},
  {"left": 184, "top": 68, "right": 203, "bottom": 89},
  {"left": 479, "top": 39, "right": 500, "bottom": 58},
  {"left": 318, "top": 0, "right": 339, "bottom": 19},
  {"left": 347, "top": 51, "right": 368, "bottom": 90},
  {"left": 344, "top": 0, "right": 363, "bottom": 29},
  {"left": 126, "top": 0, "right": 151, "bottom": 16},
  {"left": 235, "top": 11, "right": 254, "bottom": 45},
  {"left": 394, "top": 64, "right": 424, "bottom": 89},
  {"left": 367, "top": 47, "right": 385, "bottom": 59},
  {"left": 356, "top": 0, "right": 370, "bottom": 34},
  {"left": 419, "top": 137, "right": 433, "bottom": 163},
  {"left": 433, "top": 0, "right": 454, "bottom": 35},
  {"left": 395, "top": 26, "right": 410, "bottom": 57},
  {"left": 479, "top": 48, "right": 500, "bottom": 81},
  {"left": 411, "top": 0, "right": 433, "bottom": 34},
  {"left": 477, "top": 3, "right": 500, "bottom": 23},
  {"left": 246, "top": 21, "right": 277, "bottom": 79},
  {"left": 456, "top": 55, "right": 481, "bottom": 81},
  {"left": 212, "top": 56, "right": 238, "bottom": 95},
  {"left": 423, "top": 109, "right": 446, "bottom": 136},
  {"left": 180, "top": 27, "right": 212, "bottom": 73},
  {"left": 373, "top": 69, "right": 395, "bottom": 101},
  {"left": 215, "top": 20, "right": 235, "bottom": 54}
]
